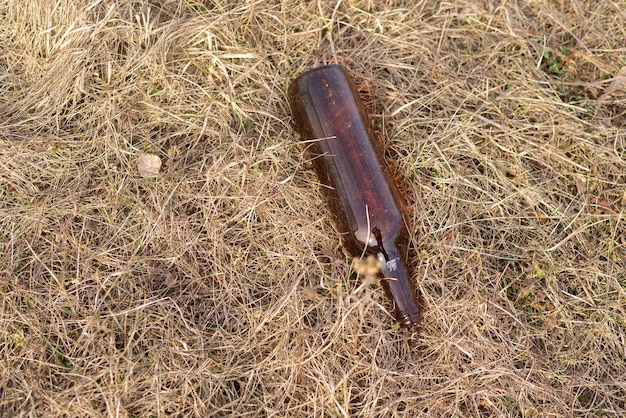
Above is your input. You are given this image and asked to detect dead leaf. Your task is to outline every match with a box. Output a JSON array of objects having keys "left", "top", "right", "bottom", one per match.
[
  {"left": 574, "top": 174, "right": 587, "bottom": 196},
  {"left": 597, "top": 199, "right": 616, "bottom": 214},
  {"left": 137, "top": 153, "right": 162, "bottom": 178},
  {"left": 167, "top": 145, "right": 180, "bottom": 165},
  {"left": 599, "top": 66, "right": 626, "bottom": 101},
  {"left": 545, "top": 310, "right": 559, "bottom": 330}
]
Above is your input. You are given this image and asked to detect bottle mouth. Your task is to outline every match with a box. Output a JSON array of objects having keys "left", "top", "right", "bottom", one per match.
[{"left": 398, "top": 310, "right": 422, "bottom": 327}]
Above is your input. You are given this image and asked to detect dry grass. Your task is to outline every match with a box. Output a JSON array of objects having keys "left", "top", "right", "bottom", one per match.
[{"left": 1, "top": 0, "right": 626, "bottom": 416}]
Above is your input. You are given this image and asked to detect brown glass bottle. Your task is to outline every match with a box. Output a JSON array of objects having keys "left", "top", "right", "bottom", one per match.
[{"left": 288, "top": 64, "right": 421, "bottom": 327}]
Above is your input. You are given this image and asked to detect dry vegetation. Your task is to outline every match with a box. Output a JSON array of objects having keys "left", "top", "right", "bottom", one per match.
[{"left": 1, "top": 0, "right": 626, "bottom": 416}]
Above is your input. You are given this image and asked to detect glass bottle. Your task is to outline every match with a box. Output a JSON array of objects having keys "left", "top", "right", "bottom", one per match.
[{"left": 288, "top": 64, "right": 421, "bottom": 327}]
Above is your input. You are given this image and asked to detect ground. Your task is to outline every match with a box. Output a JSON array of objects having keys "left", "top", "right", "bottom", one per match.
[{"left": 1, "top": 0, "right": 625, "bottom": 417}]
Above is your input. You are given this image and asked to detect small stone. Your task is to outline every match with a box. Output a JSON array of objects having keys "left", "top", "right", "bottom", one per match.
[{"left": 137, "top": 153, "right": 162, "bottom": 178}]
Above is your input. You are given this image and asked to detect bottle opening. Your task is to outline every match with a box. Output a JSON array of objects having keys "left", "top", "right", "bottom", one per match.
[{"left": 399, "top": 310, "right": 422, "bottom": 327}]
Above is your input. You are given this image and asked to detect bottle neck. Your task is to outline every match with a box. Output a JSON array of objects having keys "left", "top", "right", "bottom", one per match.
[{"left": 378, "top": 246, "right": 421, "bottom": 327}]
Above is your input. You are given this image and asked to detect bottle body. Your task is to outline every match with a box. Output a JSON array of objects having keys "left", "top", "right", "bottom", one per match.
[{"left": 288, "top": 64, "right": 421, "bottom": 327}]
